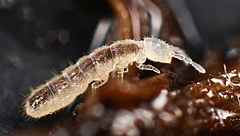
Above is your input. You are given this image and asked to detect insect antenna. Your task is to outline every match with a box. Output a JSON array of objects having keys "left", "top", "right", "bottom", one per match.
[{"left": 173, "top": 53, "right": 206, "bottom": 73}]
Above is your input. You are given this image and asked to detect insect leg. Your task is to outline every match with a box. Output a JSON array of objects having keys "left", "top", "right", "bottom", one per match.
[
  {"left": 173, "top": 53, "right": 206, "bottom": 73},
  {"left": 135, "top": 62, "right": 161, "bottom": 74},
  {"left": 115, "top": 67, "right": 129, "bottom": 83},
  {"left": 116, "top": 67, "right": 129, "bottom": 74},
  {"left": 91, "top": 73, "right": 109, "bottom": 93},
  {"left": 91, "top": 80, "right": 107, "bottom": 94}
]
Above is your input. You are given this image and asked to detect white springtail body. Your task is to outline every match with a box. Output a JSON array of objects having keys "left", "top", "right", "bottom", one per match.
[{"left": 24, "top": 38, "right": 206, "bottom": 118}]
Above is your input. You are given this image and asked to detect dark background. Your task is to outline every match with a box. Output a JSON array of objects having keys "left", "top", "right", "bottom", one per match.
[
  {"left": 0, "top": 0, "right": 240, "bottom": 135},
  {"left": 0, "top": 0, "right": 112, "bottom": 134}
]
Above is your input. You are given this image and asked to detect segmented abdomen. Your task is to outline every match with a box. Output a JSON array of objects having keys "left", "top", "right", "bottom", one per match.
[{"left": 25, "top": 40, "right": 141, "bottom": 118}]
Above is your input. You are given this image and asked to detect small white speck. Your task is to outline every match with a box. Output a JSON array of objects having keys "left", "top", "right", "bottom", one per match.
[
  {"left": 169, "top": 90, "right": 180, "bottom": 96},
  {"left": 206, "top": 90, "right": 214, "bottom": 98},
  {"left": 195, "top": 98, "right": 205, "bottom": 104},
  {"left": 218, "top": 92, "right": 224, "bottom": 98},
  {"left": 151, "top": 89, "right": 168, "bottom": 110},
  {"left": 201, "top": 88, "right": 208, "bottom": 92},
  {"left": 210, "top": 78, "right": 225, "bottom": 86}
]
